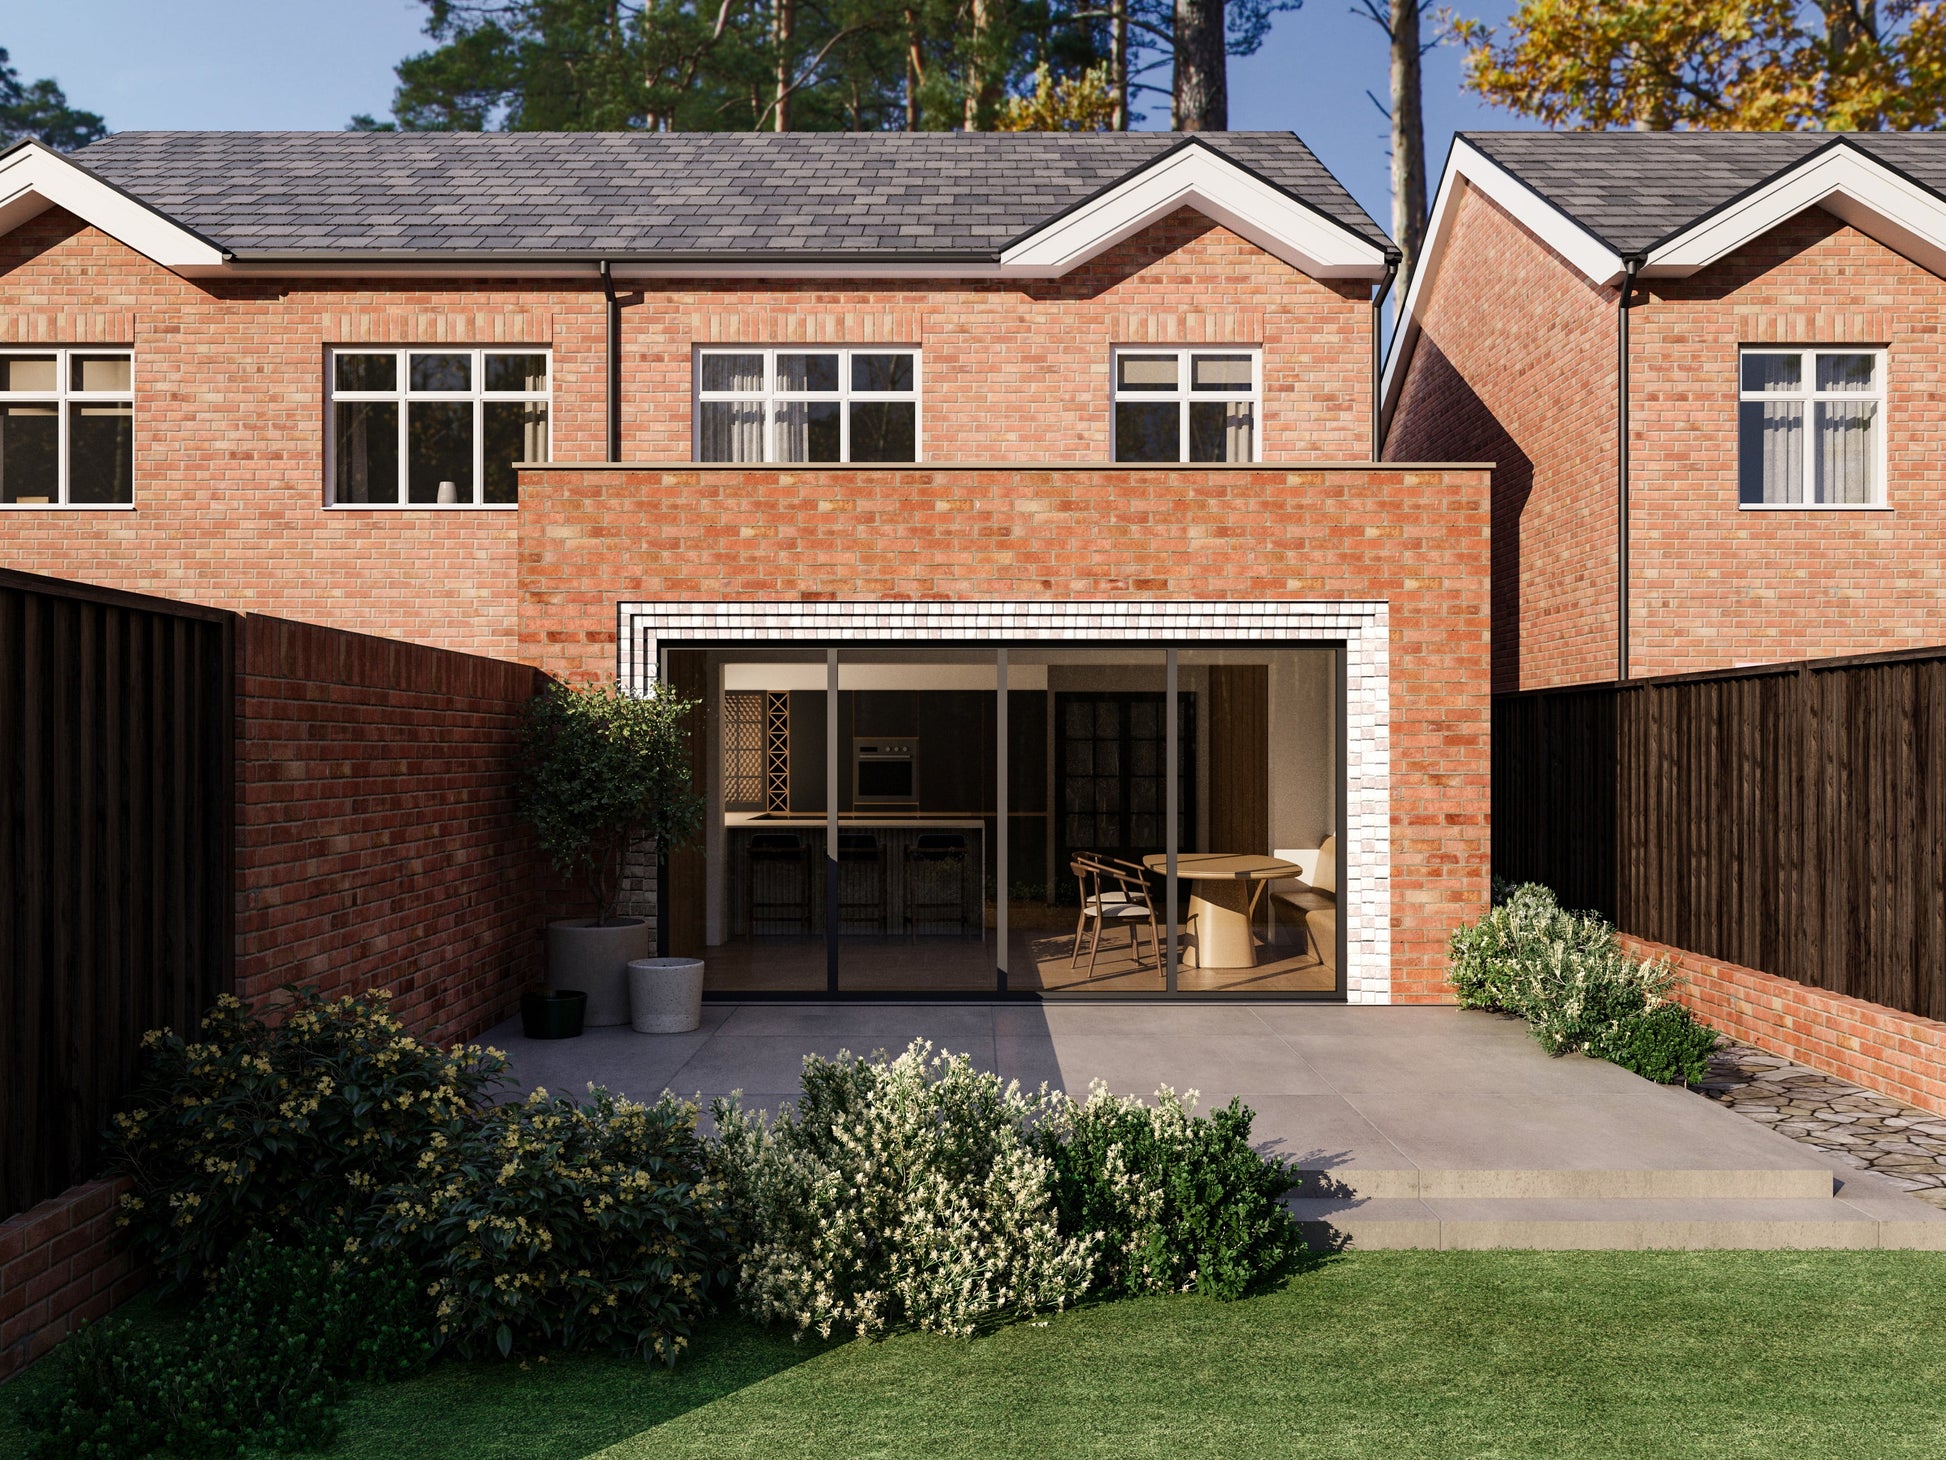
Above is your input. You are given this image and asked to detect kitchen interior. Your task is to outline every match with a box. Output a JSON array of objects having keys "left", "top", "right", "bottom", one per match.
[{"left": 677, "top": 645, "right": 1341, "bottom": 995}]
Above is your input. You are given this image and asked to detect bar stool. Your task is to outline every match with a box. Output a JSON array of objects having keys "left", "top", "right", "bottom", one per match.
[
  {"left": 836, "top": 830, "right": 886, "bottom": 934},
  {"left": 904, "top": 832, "right": 972, "bottom": 938},
  {"left": 747, "top": 831, "right": 812, "bottom": 935}
]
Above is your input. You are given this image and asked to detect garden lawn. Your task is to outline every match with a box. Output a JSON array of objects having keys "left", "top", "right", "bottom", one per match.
[{"left": 7, "top": 1250, "right": 1944, "bottom": 1460}]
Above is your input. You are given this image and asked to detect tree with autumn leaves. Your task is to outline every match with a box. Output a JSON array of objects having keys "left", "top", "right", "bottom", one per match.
[{"left": 1458, "top": 0, "right": 1946, "bottom": 131}]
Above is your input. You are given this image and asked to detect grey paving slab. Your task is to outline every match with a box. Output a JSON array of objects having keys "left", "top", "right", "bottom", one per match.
[
  {"left": 1217, "top": 1091, "right": 1415, "bottom": 1173},
  {"left": 714, "top": 1003, "right": 996, "bottom": 1041},
  {"left": 483, "top": 1017, "right": 715, "bottom": 1104},
  {"left": 1276, "top": 1030, "right": 1650, "bottom": 1097},
  {"left": 668, "top": 1033, "right": 998, "bottom": 1095},
  {"left": 993, "top": 1004, "right": 1280, "bottom": 1038},
  {"left": 996, "top": 1031, "right": 1333, "bottom": 1101}
]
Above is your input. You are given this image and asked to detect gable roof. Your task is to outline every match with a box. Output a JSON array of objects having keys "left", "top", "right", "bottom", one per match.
[
  {"left": 1381, "top": 131, "right": 1946, "bottom": 434},
  {"left": 0, "top": 130, "right": 1390, "bottom": 279}
]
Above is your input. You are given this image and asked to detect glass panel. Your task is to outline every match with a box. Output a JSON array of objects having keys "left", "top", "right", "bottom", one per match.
[
  {"left": 0, "top": 404, "right": 59, "bottom": 502},
  {"left": 848, "top": 401, "right": 915, "bottom": 462},
  {"left": 334, "top": 353, "right": 397, "bottom": 392},
  {"left": 408, "top": 400, "right": 473, "bottom": 503},
  {"left": 1115, "top": 402, "right": 1179, "bottom": 462},
  {"left": 70, "top": 355, "right": 132, "bottom": 393},
  {"left": 700, "top": 353, "right": 764, "bottom": 393},
  {"left": 408, "top": 352, "right": 472, "bottom": 393},
  {"left": 1814, "top": 400, "right": 1877, "bottom": 504},
  {"left": 700, "top": 400, "right": 765, "bottom": 462},
  {"left": 1190, "top": 400, "right": 1253, "bottom": 462},
  {"left": 69, "top": 404, "right": 133, "bottom": 504},
  {"left": 1191, "top": 354, "right": 1253, "bottom": 391},
  {"left": 333, "top": 401, "right": 399, "bottom": 504},
  {"left": 776, "top": 353, "right": 839, "bottom": 392},
  {"left": 775, "top": 400, "right": 841, "bottom": 462},
  {"left": 1738, "top": 400, "right": 1803, "bottom": 505},
  {"left": 484, "top": 353, "right": 548, "bottom": 392},
  {"left": 1117, "top": 353, "right": 1178, "bottom": 391},
  {"left": 1816, "top": 353, "right": 1876, "bottom": 392},
  {"left": 484, "top": 400, "right": 547, "bottom": 504},
  {"left": 851, "top": 353, "right": 914, "bottom": 392},
  {"left": 1740, "top": 353, "right": 1801, "bottom": 393},
  {"left": 1, "top": 355, "right": 58, "bottom": 393}
]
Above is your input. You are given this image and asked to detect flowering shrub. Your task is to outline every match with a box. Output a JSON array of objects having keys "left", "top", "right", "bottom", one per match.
[
  {"left": 709, "top": 1042, "right": 1095, "bottom": 1340},
  {"left": 1042, "top": 1084, "right": 1300, "bottom": 1301},
  {"left": 369, "top": 1086, "right": 735, "bottom": 1363},
  {"left": 1449, "top": 883, "right": 1716, "bottom": 1084},
  {"left": 25, "top": 1227, "right": 427, "bottom": 1460},
  {"left": 107, "top": 988, "right": 507, "bottom": 1292}
]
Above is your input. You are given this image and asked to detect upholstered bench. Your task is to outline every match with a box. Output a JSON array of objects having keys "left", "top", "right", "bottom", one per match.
[{"left": 1269, "top": 835, "right": 1336, "bottom": 972}]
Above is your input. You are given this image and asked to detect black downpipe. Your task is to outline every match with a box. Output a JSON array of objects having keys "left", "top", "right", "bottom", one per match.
[
  {"left": 1617, "top": 256, "right": 1641, "bottom": 684},
  {"left": 1371, "top": 256, "right": 1400, "bottom": 459},
  {"left": 601, "top": 259, "right": 621, "bottom": 463}
]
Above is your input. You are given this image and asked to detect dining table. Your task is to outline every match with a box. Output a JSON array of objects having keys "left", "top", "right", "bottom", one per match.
[{"left": 1141, "top": 852, "right": 1303, "bottom": 969}]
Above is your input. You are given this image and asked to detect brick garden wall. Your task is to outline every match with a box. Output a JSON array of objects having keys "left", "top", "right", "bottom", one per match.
[
  {"left": 234, "top": 614, "right": 550, "bottom": 1040},
  {"left": 0, "top": 205, "right": 1371, "bottom": 660},
  {"left": 0, "top": 1179, "right": 140, "bottom": 1380},
  {"left": 1628, "top": 935, "right": 1946, "bottom": 1120},
  {"left": 515, "top": 462, "right": 1493, "bottom": 1004}
]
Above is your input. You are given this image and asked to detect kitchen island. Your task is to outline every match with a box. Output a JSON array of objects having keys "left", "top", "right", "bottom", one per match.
[{"left": 724, "top": 815, "right": 986, "bottom": 938}]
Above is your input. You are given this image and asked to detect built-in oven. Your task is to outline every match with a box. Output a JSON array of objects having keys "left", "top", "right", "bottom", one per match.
[{"left": 853, "top": 739, "right": 918, "bottom": 804}]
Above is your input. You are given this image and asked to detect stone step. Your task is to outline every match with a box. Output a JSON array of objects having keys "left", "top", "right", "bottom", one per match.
[
  {"left": 1288, "top": 1164, "right": 1835, "bottom": 1201},
  {"left": 1287, "top": 1194, "right": 1946, "bottom": 1252}
]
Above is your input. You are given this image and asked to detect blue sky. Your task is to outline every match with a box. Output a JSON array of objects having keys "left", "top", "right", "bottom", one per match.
[{"left": 7, "top": 0, "right": 1537, "bottom": 237}]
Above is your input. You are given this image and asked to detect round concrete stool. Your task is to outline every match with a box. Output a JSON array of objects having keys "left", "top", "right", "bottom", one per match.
[{"left": 628, "top": 957, "right": 705, "bottom": 1033}]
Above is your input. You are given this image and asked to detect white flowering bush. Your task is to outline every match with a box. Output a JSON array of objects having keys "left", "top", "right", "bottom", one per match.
[
  {"left": 708, "top": 1042, "right": 1095, "bottom": 1340},
  {"left": 1040, "top": 1084, "right": 1300, "bottom": 1301},
  {"left": 1449, "top": 882, "right": 1716, "bottom": 1083}
]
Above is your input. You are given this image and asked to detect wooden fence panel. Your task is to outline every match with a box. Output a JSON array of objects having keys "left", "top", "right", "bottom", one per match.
[
  {"left": 1494, "top": 648, "right": 1946, "bottom": 1025},
  {"left": 0, "top": 572, "right": 234, "bottom": 1219}
]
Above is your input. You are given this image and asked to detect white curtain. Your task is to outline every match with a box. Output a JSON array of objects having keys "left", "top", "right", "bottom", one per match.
[
  {"left": 1740, "top": 401, "right": 1803, "bottom": 504},
  {"left": 1815, "top": 401, "right": 1876, "bottom": 504},
  {"left": 1225, "top": 402, "right": 1254, "bottom": 462},
  {"left": 700, "top": 401, "right": 764, "bottom": 462}
]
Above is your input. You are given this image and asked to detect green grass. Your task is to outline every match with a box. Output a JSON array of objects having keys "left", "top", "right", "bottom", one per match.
[{"left": 7, "top": 1252, "right": 1945, "bottom": 1460}]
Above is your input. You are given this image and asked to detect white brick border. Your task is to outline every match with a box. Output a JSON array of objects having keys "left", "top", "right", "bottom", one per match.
[{"left": 618, "top": 600, "right": 1392, "bottom": 1003}]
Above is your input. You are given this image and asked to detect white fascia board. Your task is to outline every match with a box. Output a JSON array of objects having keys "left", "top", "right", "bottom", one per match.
[
  {"left": 1645, "top": 143, "right": 1946, "bottom": 280},
  {"left": 0, "top": 141, "right": 226, "bottom": 270},
  {"left": 1378, "top": 138, "right": 1625, "bottom": 440},
  {"left": 1000, "top": 141, "right": 1388, "bottom": 280}
]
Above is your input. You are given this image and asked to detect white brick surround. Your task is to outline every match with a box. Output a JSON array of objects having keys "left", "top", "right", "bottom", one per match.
[{"left": 618, "top": 600, "right": 1393, "bottom": 1003}]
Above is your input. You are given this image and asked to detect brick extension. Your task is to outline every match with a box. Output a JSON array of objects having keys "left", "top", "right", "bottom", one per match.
[{"left": 1633, "top": 936, "right": 1946, "bottom": 1121}]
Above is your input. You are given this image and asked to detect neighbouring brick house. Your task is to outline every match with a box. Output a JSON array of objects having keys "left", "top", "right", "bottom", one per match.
[
  {"left": 1382, "top": 132, "right": 1946, "bottom": 1123},
  {"left": 0, "top": 130, "right": 1490, "bottom": 1019}
]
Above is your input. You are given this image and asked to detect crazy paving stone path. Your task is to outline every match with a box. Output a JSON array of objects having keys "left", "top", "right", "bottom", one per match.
[{"left": 1697, "top": 1043, "right": 1946, "bottom": 1211}]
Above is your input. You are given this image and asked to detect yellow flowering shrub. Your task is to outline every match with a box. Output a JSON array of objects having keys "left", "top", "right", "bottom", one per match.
[
  {"left": 368, "top": 1086, "right": 735, "bottom": 1363},
  {"left": 108, "top": 987, "right": 507, "bottom": 1292}
]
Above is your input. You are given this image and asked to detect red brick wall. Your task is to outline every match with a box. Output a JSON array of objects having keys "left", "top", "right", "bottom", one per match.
[
  {"left": 1385, "top": 184, "right": 1619, "bottom": 694},
  {"left": 1387, "top": 190, "right": 1946, "bottom": 690},
  {"left": 514, "top": 462, "right": 1493, "bottom": 1003},
  {"left": 0, "top": 1178, "right": 140, "bottom": 1380},
  {"left": 1628, "top": 935, "right": 1946, "bottom": 1119},
  {"left": 234, "top": 615, "right": 549, "bottom": 1040},
  {"left": 0, "top": 206, "right": 1372, "bottom": 661}
]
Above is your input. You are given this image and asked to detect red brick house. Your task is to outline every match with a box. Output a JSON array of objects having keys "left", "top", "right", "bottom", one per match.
[{"left": 0, "top": 130, "right": 1491, "bottom": 1009}]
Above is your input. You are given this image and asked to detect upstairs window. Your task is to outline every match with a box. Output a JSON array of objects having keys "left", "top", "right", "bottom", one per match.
[
  {"left": 0, "top": 349, "right": 134, "bottom": 507},
  {"left": 695, "top": 348, "right": 919, "bottom": 463},
  {"left": 1113, "top": 348, "right": 1259, "bottom": 463},
  {"left": 329, "top": 348, "right": 549, "bottom": 506},
  {"left": 1738, "top": 349, "right": 1884, "bottom": 507}
]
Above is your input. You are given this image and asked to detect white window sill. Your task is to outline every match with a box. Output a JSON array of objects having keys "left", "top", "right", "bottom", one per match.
[
  {"left": 0, "top": 502, "right": 137, "bottom": 511},
  {"left": 324, "top": 502, "right": 520, "bottom": 511},
  {"left": 1737, "top": 502, "right": 1893, "bottom": 512}
]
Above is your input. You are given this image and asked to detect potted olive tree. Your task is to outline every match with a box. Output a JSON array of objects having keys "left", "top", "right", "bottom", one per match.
[{"left": 517, "top": 677, "right": 703, "bottom": 1027}]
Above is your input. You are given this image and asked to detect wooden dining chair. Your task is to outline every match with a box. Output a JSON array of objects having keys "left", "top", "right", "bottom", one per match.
[{"left": 1069, "top": 855, "right": 1160, "bottom": 975}]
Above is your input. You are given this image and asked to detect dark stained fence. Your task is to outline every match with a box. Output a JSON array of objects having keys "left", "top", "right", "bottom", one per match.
[
  {"left": 1494, "top": 647, "right": 1946, "bottom": 1024},
  {"left": 0, "top": 571, "right": 235, "bottom": 1219}
]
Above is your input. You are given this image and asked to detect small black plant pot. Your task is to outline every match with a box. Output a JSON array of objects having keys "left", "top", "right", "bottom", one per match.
[{"left": 521, "top": 989, "right": 587, "bottom": 1040}]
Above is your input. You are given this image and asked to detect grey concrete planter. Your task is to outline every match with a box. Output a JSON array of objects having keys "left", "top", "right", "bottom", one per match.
[
  {"left": 545, "top": 917, "right": 649, "bottom": 1027},
  {"left": 628, "top": 956, "right": 705, "bottom": 1033}
]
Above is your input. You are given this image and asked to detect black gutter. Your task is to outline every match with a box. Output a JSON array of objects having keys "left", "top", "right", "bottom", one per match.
[
  {"left": 1617, "top": 255, "right": 1641, "bottom": 684},
  {"left": 600, "top": 259, "right": 620, "bottom": 463},
  {"left": 1371, "top": 254, "right": 1399, "bottom": 458}
]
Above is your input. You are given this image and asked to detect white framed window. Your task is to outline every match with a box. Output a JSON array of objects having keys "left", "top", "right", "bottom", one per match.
[
  {"left": 327, "top": 347, "right": 550, "bottom": 507},
  {"left": 694, "top": 347, "right": 919, "bottom": 463},
  {"left": 1112, "top": 347, "right": 1260, "bottom": 463},
  {"left": 0, "top": 348, "right": 134, "bottom": 508},
  {"left": 1738, "top": 348, "right": 1886, "bottom": 508}
]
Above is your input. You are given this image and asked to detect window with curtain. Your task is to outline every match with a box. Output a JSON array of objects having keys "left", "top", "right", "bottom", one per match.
[
  {"left": 328, "top": 348, "right": 549, "bottom": 506},
  {"left": 695, "top": 348, "right": 919, "bottom": 463},
  {"left": 0, "top": 348, "right": 134, "bottom": 507},
  {"left": 1737, "top": 348, "right": 1883, "bottom": 507},
  {"left": 1112, "top": 348, "right": 1260, "bottom": 463}
]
